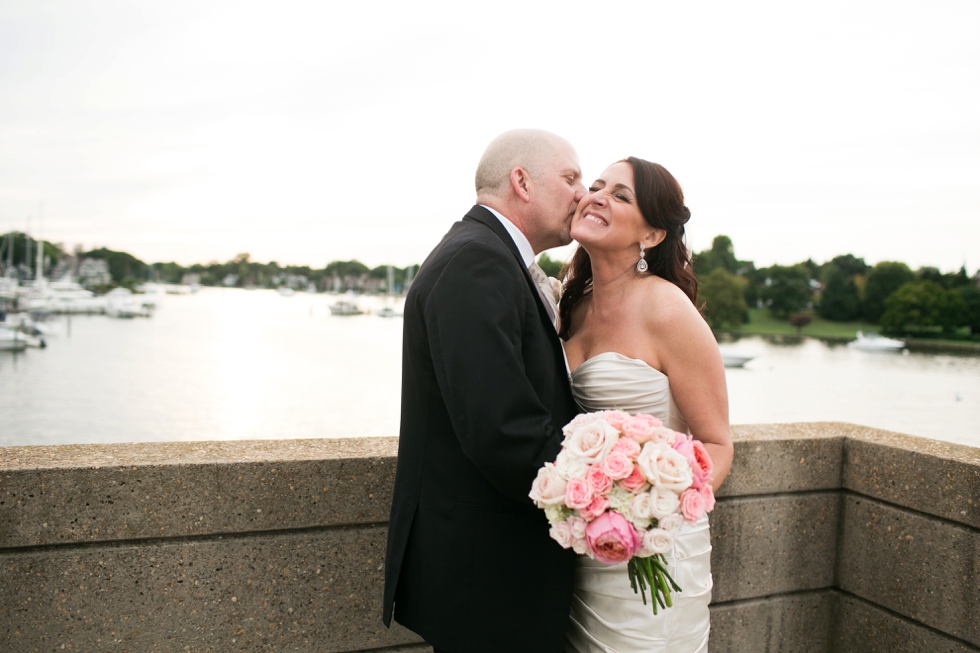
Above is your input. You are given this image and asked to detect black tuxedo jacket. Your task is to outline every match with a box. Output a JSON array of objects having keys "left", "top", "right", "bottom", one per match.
[{"left": 383, "top": 205, "right": 580, "bottom": 653}]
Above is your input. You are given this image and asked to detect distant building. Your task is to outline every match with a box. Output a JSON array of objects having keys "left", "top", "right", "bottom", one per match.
[
  {"left": 78, "top": 258, "right": 111, "bottom": 287},
  {"left": 181, "top": 273, "right": 201, "bottom": 286}
]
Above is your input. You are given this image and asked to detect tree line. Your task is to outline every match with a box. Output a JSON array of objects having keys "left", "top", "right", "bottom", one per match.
[{"left": 692, "top": 235, "right": 980, "bottom": 339}]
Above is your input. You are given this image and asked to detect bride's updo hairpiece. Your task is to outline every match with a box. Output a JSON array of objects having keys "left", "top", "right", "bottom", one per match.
[{"left": 558, "top": 157, "right": 700, "bottom": 340}]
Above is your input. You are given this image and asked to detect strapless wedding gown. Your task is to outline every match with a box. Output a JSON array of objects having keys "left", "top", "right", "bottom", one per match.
[{"left": 565, "top": 352, "right": 712, "bottom": 653}]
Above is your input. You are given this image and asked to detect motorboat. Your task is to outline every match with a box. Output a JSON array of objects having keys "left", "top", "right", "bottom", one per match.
[
  {"left": 329, "top": 301, "right": 363, "bottom": 316},
  {"left": 0, "top": 326, "right": 29, "bottom": 352},
  {"left": 848, "top": 331, "right": 905, "bottom": 352},
  {"left": 376, "top": 306, "right": 403, "bottom": 318},
  {"left": 105, "top": 288, "right": 151, "bottom": 318},
  {"left": 719, "top": 347, "right": 755, "bottom": 368},
  {"left": 278, "top": 287, "right": 295, "bottom": 297}
]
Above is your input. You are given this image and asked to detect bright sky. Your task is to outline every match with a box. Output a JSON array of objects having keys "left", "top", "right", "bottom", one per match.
[{"left": 1, "top": 0, "right": 978, "bottom": 272}]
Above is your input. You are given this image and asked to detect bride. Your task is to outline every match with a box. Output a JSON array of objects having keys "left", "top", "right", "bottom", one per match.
[{"left": 559, "top": 157, "right": 734, "bottom": 653}]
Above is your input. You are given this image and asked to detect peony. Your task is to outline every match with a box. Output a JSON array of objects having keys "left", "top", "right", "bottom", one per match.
[
  {"left": 640, "top": 528, "right": 674, "bottom": 556},
  {"left": 611, "top": 437, "right": 641, "bottom": 460},
  {"left": 618, "top": 465, "right": 648, "bottom": 493},
  {"left": 585, "top": 511, "right": 642, "bottom": 565},
  {"left": 649, "top": 485, "right": 681, "bottom": 519},
  {"left": 691, "top": 439, "right": 714, "bottom": 483},
  {"left": 601, "top": 451, "right": 634, "bottom": 480},
  {"left": 630, "top": 491, "right": 656, "bottom": 520},
  {"left": 673, "top": 435, "right": 705, "bottom": 489},
  {"left": 586, "top": 465, "right": 613, "bottom": 496},
  {"left": 680, "top": 488, "right": 706, "bottom": 522},
  {"left": 579, "top": 496, "right": 609, "bottom": 521},
  {"left": 549, "top": 520, "right": 573, "bottom": 548},
  {"left": 529, "top": 463, "right": 568, "bottom": 507},
  {"left": 637, "top": 441, "right": 693, "bottom": 493},
  {"left": 562, "top": 418, "right": 621, "bottom": 464},
  {"left": 658, "top": 513, "right": 684, "bottom": 532},
  {"left": 603, "top": 410, "right": 631, "bottom": 430},
  {"left": 555, "top": 450, "right": 589, "bottom": 481},
  {"left": 564, "top": 477, "right": 594, "bottom": 510}
]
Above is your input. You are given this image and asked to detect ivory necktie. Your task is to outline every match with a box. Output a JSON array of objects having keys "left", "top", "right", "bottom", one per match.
[{"left": 528, "top": 262, "right": 559, "bottom": 330}]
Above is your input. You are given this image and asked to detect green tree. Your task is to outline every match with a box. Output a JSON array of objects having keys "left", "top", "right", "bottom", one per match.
[
  {"left": 880, "top": 281, "right": 968, "bottom": 335},
  {"left": 862, "top": 261, "right": 914, "bottom": 323},
  {"left": 82, "top": 247, "right": 149, "bottom": 284},
  {"left": 700, "top": 268, "right": 748, "bottom": 329},
  {"left": 536, "top": 253, "right": 563, "bottom": 278},
  {"left": 694, "top": 235, "right": 739, "bottom": 277},
  {"left": 957, "top": 286, "right": 980, "bottom": 334},
  {"left": 760, "top": 264, "right": 812, "bottom": 319},
  {"left": 817, "top": 268, "right": 861, "bottom": 321}
]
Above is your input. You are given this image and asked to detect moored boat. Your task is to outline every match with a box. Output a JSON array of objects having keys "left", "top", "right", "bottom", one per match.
[{"left": 847, "top": 331, "right": 905, "bottom": 352}]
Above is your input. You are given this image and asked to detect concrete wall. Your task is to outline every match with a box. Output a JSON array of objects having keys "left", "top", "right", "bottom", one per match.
[{"left": 1, "top": 424, "right": 977, "bottom": 652}]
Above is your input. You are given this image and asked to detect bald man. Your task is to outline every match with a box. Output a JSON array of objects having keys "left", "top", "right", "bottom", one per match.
[{"left": 383, "top": 130, "right": 587, "bottom": 653}]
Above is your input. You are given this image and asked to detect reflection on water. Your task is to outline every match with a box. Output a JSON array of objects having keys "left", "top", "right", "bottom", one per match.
[{"left": 1, "top": 287, "right": 978, "bottom": 448}]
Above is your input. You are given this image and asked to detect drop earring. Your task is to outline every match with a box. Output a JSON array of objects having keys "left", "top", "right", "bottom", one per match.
[{"left": 636, "top": 244, "right": 648, "bottom": 273}]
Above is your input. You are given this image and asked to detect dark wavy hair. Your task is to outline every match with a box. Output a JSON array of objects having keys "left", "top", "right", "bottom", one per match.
[{"left": 558, "top": 156, "right": 699, "bottom": 340}]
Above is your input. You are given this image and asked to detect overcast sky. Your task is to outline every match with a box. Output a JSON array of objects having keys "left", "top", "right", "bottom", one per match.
[{"left": 1, "top": 0, "right": 978, "bottom": 272}]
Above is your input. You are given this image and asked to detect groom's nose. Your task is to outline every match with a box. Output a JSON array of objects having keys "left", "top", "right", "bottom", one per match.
[{"left": 573, "top": 181, "right": 586, "bottom": 202}]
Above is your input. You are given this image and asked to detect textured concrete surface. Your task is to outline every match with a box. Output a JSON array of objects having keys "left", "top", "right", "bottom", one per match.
[
  {"left": 709, "top": 590, "right": 833, "bottom": 653},
  {"left": 710, "top": 493, "right": 840, "bottom": 602},
  {"left": 0, "top": 437, "right": 400, "bottom": 548},
  {"left": 838, "top": 495, "right": 980, "bottom": 647},
  {"left": 721, "top": 423, "right": 844, "bottom": 497},
  {"left": 832, "top": 592, "right": 980, "bottom": 653},
  {"left": 843, "top": 433, "right": 980, "bottom": 529},
  {"left": 0, "top": 525, "right": 423, "bottom": 653}
]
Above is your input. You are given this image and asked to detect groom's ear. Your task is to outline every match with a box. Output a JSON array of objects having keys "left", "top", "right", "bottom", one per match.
[{"left": 510, "top": 167, "right": 532, "bottom": 203}]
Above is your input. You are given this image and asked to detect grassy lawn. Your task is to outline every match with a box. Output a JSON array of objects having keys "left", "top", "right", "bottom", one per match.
[{"left": 724, "top": 309, "right": 878, "bottom": 339}]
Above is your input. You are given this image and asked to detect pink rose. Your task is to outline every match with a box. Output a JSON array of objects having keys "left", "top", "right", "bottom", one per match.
[
  {"left": 579, "top": 496, "right": 609, "bottom": 521},
  {"left": 680, "top": 488, "right": 706, "bottom": 523},
  {"left": 618, "top": 465, "right": 647, "bottom": 492},
  {"left": 611, "top": 437, "right": 641, "bottom": 460},
  {"left": 622, "top": 414, "right": 660, "bottom": 443},
  {"left": 529, "top": 463, "right": 568, "bottom": 507},
  {"left": 585, "top": 511, "right": 642, "bottom": 565},
  {"left": 603, "top": 410, "right": 631, "bottom": 430},
  {"left": 564, "top": 477, "right": 594, "bottom": 510},
  {"left": 586, "top": 465, "right": 613, "bottom": 496},
  {"left": 601, "top": 451, "right": 634, "bottom": 480},
  {"left": 700, "top": 485, "right": 716, "bottom": 513}
]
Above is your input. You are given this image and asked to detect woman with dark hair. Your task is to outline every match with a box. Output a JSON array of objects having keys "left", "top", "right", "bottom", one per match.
[{"left": 561, "top": 157, "right": 733, "bottom": 653}]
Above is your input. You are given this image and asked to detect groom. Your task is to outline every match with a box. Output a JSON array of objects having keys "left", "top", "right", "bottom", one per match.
[{"left": 383, "top": 129, "right": 586, "bottom": 653}]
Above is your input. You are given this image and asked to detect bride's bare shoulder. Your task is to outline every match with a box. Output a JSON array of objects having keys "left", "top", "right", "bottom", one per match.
[{"left": 639, "top": 276, "right": 705, "bottom": 332}]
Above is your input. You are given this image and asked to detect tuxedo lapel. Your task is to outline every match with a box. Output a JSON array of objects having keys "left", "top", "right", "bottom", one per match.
[{"left": 462, "top": 205, "right": 558, "bottom": 336}]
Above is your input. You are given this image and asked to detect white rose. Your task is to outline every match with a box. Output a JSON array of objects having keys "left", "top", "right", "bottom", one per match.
[
  {"left": 562, "top": 417, "right": 620, "bottom": 464},
  {"left": 631, "top": 491, "right": 656, "bottom": 520},
  {"left": 549, "top": 521, "right": 573, "bottom": 549},
  {"left": 658, "top": 513, "right": 684, "bottom": 532},
  {"left": 568, "top": 516, "right": 587, "bottom": 540},
  {"left": 649, "top": 485, "right": 681, "bottom": 519},
  {"left": 555, "top": 450, "right": 589, "bottom": 481},
  {"left": 641, "top": 528, "right": 674, "bottom": 555},
  {"left": 529, "top": 463, "right": 568, "bottom": 507},
  {"left": 572, "top": 536, "right": 591, "bottom": 557},
  {"left": 637, "top": 442, "right": 693, "bottom": 493},
  {"left": 650, "top": 425, "right": 677, "bottom": 445},
  {"left": 561, "top": 412, "right": 605, "bottom": 439}
]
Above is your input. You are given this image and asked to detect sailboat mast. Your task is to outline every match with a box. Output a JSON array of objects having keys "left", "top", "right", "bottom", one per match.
[{"left": 36, "top": 202, "right": 44, "bottom": 282}]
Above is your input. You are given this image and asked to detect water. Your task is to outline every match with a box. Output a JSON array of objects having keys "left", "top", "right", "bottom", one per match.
[{"left": 1, "top": 287, "right": 978, "bottom": 448}]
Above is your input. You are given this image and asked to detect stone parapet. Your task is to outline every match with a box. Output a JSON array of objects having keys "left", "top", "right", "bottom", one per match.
[{"left": 1, "top": 423, "right": 977, "bottom": 652}]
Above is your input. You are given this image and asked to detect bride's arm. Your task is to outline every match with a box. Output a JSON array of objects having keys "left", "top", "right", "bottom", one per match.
[{"left": 645, "top": 284, "right": 734, "bottom": 491}]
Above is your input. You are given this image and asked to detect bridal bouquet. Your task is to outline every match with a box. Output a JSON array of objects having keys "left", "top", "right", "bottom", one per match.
[{"left": 529, "top": 411, "right": 716, "bottom": 613}]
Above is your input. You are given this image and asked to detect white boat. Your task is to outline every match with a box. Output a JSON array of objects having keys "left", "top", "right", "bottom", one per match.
[
  {"left": 105, "top": 288, "right": 151, "bottom": 318},
  {"left": 0, "top": 327, "right": 29, "bottom": 352},
  {"left": 377, "top": 306, "right": 402, "bottom": 318},
  {"left": 719, "top": 348, "right": 755, "bottom": 368},
  {"left": 278, "top": 287, "right": 295, "bottom": 297},
  {"left": 329, "top": 301, "right": 363, "bottom": 316},
  {"left": 848, "top": 331, "right": 905, "bottom": 352}
]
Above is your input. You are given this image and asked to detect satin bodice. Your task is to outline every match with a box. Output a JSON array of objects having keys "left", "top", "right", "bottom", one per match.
[{"left": 569, "top": 352, "right": 689, "bottom": 434}]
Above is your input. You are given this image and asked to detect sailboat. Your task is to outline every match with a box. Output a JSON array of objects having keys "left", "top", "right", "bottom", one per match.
[{"left": 377, "top": 264, "right": 402, "bottom": 318}]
